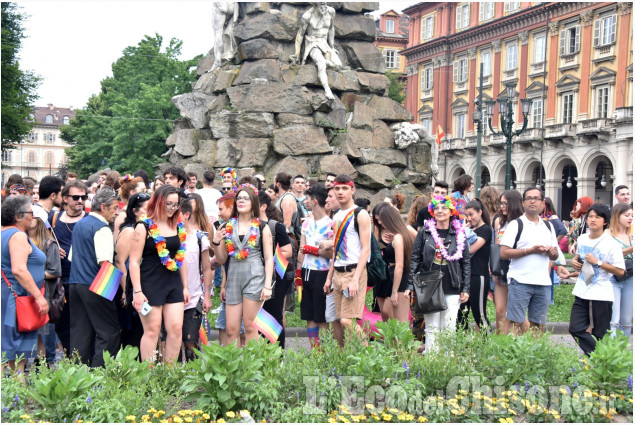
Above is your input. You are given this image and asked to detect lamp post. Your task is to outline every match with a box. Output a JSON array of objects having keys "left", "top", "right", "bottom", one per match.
[
  {"left": 484, "top": 82, "right": 532, "bottom": 190},
  {"left": 472, "top": 63, "right": 484, "bottom": 197}
]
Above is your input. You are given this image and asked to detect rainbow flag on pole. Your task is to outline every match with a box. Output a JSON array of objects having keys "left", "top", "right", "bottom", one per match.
[
  {"left": 199, "top": 313, "right": 210, "bottom": 346},
  {"left": 273, "top": 244, "right": 289, "bottom": 279},
  {"left": 253, "top": 307, "right": 282, "bottom": 343},
  {"left": 89, "top": 262, "right": 124, "bottom": 301}
]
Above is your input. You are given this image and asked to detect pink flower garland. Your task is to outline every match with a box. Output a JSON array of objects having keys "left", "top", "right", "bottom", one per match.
[{"left": 425, "top": 219, "right": 466, "bottom": 261}]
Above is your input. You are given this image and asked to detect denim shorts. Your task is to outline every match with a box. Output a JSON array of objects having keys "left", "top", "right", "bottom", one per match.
[
  {"left": 506, "top": 279, "right": 551, "bottom": 325},
  {"left": 214, "top": 302, "right": 245, "bottom": 334}
]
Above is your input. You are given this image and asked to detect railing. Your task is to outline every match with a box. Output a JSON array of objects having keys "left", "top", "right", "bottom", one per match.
[
  {"left": 545, "top": 123, "right": 576, "bottom": 138},
  {"left": 577, "top": 118, "right": 613, "bottom": 134}
]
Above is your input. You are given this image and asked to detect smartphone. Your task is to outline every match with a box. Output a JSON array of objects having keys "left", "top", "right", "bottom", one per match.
[
  {"left": 342, "top": 288, "right": 350, "bottom": 299},
  {"left": 141, "top": 301, "right": 152, "bottom": 316}
]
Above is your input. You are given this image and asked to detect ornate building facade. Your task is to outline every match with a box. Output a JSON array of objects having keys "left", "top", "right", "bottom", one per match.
[
  {"left": 1, "top": 104, "right": 75, "bottom": 185},
  {"left": 401, "top": 2, "right": 632, "bottom": 214},
  {"left": 374, "top": 9, "right": 409, "bottom": 82}
]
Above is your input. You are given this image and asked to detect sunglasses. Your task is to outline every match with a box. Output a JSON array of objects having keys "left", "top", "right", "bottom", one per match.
[
  {"left": 221, "top": 187, "right": 232, "bottom": 192},
  {"left": 69, "top": 195, "right": 88, "bottom": 201}
]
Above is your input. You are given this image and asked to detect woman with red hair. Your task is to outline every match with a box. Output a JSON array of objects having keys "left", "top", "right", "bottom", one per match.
[
  {"left": 567, "top": 196, "right": 594, "bottom": 255},
  {"left": 128, "top": 185, "right": 189, "bottom": 363}
]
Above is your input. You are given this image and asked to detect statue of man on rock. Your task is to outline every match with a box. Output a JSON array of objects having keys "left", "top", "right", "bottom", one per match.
[
  {"left": 211, "top": 2, "right": 239, "bottom": 72},
  {"left": 291, "top": 2, "right": 346, "bottom": 99}
]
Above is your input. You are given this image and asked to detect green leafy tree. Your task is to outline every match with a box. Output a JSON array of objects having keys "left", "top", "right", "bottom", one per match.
[
  {"left": 1, "top": 3, "right": 40, "bottom": 151},
  {"left": 386, "top": 70, "right": 406, "bottom": 105},
  {"left": 62, "top": 34, "right": 198, "bottom": 177}
]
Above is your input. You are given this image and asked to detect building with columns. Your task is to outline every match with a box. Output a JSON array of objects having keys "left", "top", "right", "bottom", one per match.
[
  {"left": 1, "top": 104, "right": 75, "bottom": 185},
  {"left": 401, "top": 2, "right": 632, "bottom": 215}
]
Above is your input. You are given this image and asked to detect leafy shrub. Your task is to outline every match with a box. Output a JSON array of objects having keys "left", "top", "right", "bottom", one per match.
[
  {"left": 102, "top": 345, "right": 150, "bottom": 389},
  {"left": 582, "top": 332, "right": 634, "bottom": 391}
]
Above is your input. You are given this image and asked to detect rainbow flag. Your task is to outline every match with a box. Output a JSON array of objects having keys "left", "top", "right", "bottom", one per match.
[
  {"left": 89, "top": 262, "right": 124, "bottom": 301},
  {"left": 274, "top": 244, "right": 289, "bottom": 279},
  {"left": 253, "top": 307, "right": 282, "bottom": 343},
  {"left": 199, "top": 313, "right": 210, "bottom": 346}
]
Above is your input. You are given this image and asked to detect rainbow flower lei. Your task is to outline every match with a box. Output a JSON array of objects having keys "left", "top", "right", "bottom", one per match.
[
  {"left": 141, "top": 215, "right": 187, "bottom": 271},
  {"left": 225, "top": 217, "right": 260, "bottom": 260},
  {"left": 428, "top": 195, "right": 459, "bottom": 217},
  {"left": 425, "top": 218, "right": 466, "bottom": 261}
]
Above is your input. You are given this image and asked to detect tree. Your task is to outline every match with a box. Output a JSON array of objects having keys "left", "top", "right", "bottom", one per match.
[
  {"left": 386, "top": 71, "right": 406, "bottom": 105},
  {"left": 62, "top": 34, "right": 198, "bottom": 177},
  {"left": 1, "top": 3, "right": 40, "bottom": 151}
]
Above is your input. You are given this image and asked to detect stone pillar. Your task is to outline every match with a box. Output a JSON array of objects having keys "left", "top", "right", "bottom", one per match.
[
  {"left": 578, "top": 9, "right": 594, "bottom": 118},
  {"left": 518, "top": 31, "right": 529, "bottom": 123},
  {"left": 613, "top": 140, "right": 631, "bottom": 191},
  {"left": 543, "top": 178, "right": 561, "bottom": 206},
  {"left": 467, "top": 47, "right": 477, "bottom": 132},
  {"left": 492, "top": 40, "right": 502, "bottom": 128},
  {"left": 577, "top": 178, "right": 596, "bottom": 203},
  {"left": 515, "top": 180, "right": 533, "bottom": 193},
  {"left": 546, "top": 22, "right": 560, "bottom": 126}
]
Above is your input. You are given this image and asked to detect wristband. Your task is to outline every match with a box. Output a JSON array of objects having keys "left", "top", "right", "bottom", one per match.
[
  {"left": 134, "top": 290, "right": 143, "bottom": 294},
  {"left": 294, "top": 269, "right": 303, "bottom": 287},
  {"left": 302, "top": 245, "right": 319, "bottom": 256},
  {"left": 212, "top": 240, "right": 221, "bottom": 246}
]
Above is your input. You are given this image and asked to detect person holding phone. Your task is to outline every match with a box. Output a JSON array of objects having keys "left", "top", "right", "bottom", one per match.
[{"left": 129, "top": 185, "right": 190, "bottom": 363}]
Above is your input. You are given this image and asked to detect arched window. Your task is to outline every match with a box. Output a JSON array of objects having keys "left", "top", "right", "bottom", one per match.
[
  {"left": 62, "top": 116, "right": 70, "bottom": 125},
  {"left": 45, "top": 114, "right": 54, "bottom": 124},
  {"left": 44, "top": 151, "right": 54, "bottom": 166},
  {"left": 27, "top": 151, "right": 37, "bottom": 165}
]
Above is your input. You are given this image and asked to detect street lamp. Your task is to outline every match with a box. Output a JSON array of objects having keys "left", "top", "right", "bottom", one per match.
[
  {"left": 485, "top": 82, "right": 532, "bottom": 190},
  {"left": 472, "top": 63, "right": 485, "bottom": 197}
]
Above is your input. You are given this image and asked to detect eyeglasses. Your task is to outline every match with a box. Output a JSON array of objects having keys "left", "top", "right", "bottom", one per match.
[
  {"left": 236, "top": 196, "right": 251, "bottom": 202},
  {"left": 166, "top": 201, "right": 180, "bottom": 210},
  {"left": 221, "top": 187, "right": 232, "bottom": 193},
  {"left": 20, "top": 211, "right": 34, "bottom": 215},
  {"left": 524, "top": 196, "right": 542, "bottom": 202},
  {"left": 500, "top": 202, "right": 508, "bottom": 207},
  {"left": 69, "top": 195, "right": 88, "bottom": 201}
]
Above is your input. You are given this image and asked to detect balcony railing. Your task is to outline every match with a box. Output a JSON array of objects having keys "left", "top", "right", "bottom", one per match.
[
  {"left": 442, "top": 138, "right": 466, "bottom": 151},
  {"left": 545, "top": 123, "right": 577, "bottom": 139},
  {"left": 577, "top": 118, "right": 613, "bottom": 135}
]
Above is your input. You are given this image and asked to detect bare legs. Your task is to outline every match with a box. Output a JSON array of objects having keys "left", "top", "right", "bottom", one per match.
[{"left": 139, "top": 302, "right": 184, "bottom": 363}]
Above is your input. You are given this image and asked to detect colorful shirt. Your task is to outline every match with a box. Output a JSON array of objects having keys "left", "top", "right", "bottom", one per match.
[{"left": 301, "top": 216, "right": 333, "bottom": 271}]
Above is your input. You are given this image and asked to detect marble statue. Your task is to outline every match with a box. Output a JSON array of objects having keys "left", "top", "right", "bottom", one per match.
[
  {"left": 211, "top": 2, "right": 239, "bottom": 72},
  {"left": 290, "top": 2, "right": 345, "bottom": 99},
  {"left": 391, "top": 122, "right": 440, "bottom": 181}
]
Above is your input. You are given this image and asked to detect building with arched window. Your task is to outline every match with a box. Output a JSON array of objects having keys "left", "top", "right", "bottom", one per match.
[
  {"left": 401, "top": 2, "right": 633, "bottom": 213},
  {"left": 1, "top": 104, "right": 75, "bottom": 181}
]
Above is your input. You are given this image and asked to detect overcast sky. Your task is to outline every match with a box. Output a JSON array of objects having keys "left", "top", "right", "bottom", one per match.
[{"left": 18, "top": 1, "right": 413, "bottom": 109}]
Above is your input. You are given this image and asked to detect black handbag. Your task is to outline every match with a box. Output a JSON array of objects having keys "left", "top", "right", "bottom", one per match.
[
  {"left": 490, "top": 244, "right": 503, "bottom": 276},
  {"left": 46, "top": 277, "right": 65, "bottom": 324},
  {"left": 412, "top": 270, "right": 447, "bottom": 314},
  {"left": 614, "top": 259, "right": 633, "bottom": 282}
]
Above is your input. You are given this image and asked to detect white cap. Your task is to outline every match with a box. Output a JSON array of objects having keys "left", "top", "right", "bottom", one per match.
[{"left": 254, "top": 174, "right": 265, "bottom": 182}]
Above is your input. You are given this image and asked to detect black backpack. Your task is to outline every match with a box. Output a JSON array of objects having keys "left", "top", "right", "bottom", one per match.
[
  {"left": 279, "top": 192, "right": 305, "bottom": 247},
  {"left": 351, "top": 207, "right": 388, "bottom": 283}
]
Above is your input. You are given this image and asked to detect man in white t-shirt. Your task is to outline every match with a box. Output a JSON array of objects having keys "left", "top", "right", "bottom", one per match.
[
  {"left": 569, "top": 204, "right": 625, "bottom": 355},
  {"left": 196, "top": 171, "right": 221, "bottom": 224},
  {"left": 501, "top": 188, "right": 559, "bottom": 335},
  {"left": 323, "top": 175, "right": 370, "bottom": 346}
]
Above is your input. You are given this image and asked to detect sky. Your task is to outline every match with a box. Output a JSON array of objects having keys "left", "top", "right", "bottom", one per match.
[{"left": 17, "top": 1, "right": 413, "bottom": 109}]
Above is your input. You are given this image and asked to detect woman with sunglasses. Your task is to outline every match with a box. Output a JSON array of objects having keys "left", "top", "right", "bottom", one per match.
[
  {"left": 404, "top": 196, "right": 470, "bottom": 353},
  {"left": 212, "top": 185, "right": 274, "bottom": 346},
  {"left": 129, "top": 185, "right": 189, "bottom": 363},
  {"left": 113, "top": 175, "right": 147, "bottom": 240},
  {"left": 114, "top": 192, "right": 151, "bottom": 353}
]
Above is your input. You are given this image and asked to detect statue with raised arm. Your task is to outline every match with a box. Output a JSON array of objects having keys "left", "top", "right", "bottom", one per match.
[
  {"left": 211, "top": 2, "right": 239, "bottom": 72},
  {"left": 290, "top": 2, "right": 345, "bottom": 99}
]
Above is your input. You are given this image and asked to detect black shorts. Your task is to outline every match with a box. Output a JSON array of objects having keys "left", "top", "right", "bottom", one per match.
[
  {"left": 182, "top": 307, "right": 203, "bottom": 344},
  {"left": 141, "top": 278, "right": 184, "bottom": 306},
  {"left": 300, "top": 269, "right": 328, "bottom": 323}
]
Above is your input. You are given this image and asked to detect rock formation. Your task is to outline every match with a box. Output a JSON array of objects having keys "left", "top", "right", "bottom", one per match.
[{"left": 163, "top": 2, "right": 432, "bottom": 207}]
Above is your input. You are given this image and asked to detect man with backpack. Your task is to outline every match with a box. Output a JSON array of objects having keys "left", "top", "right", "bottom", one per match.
[
  {"left": 274, "top": 172, "right": 304, "bottom": 313},
  {"left": 500, "top": 188, "right": 559, "bottom": 335},
  {"left": 323, "top": 175, "right": 371, "bottom": 346}
]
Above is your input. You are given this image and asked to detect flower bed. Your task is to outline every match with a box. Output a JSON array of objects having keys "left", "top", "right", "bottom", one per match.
[{"left": 2, "top": 321, "right": 632, "bottom": 423}]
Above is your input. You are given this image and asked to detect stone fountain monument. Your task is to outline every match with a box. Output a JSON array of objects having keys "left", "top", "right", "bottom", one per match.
[{"left": 163, "top": 2, "right": 436, "bottom": 205}]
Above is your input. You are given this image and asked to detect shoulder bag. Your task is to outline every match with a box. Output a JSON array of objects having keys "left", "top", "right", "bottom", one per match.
[
  {"left": 44, "top": 239, "right": 65, "bottom": 323},
  {"left": 412, "top": 270, "right": 447, "bottom": 314},
  {"left": 1, "top": 269, "right": 49, "bottom": 332}
]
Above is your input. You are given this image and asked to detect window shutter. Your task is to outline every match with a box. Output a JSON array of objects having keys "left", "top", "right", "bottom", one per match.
[
  {"left": 453, "top": 61, "right": 459, "bottom": 82},
  {"left": 559, "top": 30, "right": 566, "bottom": 55},
  {"left": 479, "top": 4, "right": 484, "bottom": 21},
  {"left": 593, "top": 19, "right": 600, "bottom": 47},
  {"left": 574, "top": 26, "right": 580, "bottom": 52},
  {"left": 428, "top": 17, "right": 434, "bottom": 39},
  {"left": 609, "top": 14, "right": 616, "bottom": 44},
  {"left": 464, "top": 5, "right": 470, "bottom": 28},
  {"left": 456, "top": 6, "right": 462, "bottom": 29},
  {"left": 396, "top": 53, "right": 401, "bottom": 69},
  {"left": 504, "top": 2, "right": 510, "bottom": 12}
]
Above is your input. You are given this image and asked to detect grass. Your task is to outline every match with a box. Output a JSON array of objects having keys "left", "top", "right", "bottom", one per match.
[{"left": 207, "top": 282, "right": 576, "bottom": 330}]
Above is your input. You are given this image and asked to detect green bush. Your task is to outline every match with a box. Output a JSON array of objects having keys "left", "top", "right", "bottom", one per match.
[{"left": 582, "top": 332, "right": 633, "bottom": 391}]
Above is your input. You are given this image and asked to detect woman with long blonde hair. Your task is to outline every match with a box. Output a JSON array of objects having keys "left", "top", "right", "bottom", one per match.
[{"left": 609, "top": 203, "right": 633, "bottom": 335}]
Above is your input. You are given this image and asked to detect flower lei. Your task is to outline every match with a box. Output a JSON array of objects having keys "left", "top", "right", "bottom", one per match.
[
  {"left": 141, "top": 215, "right": 186, "bottom": 271},
  {"left": 225, "top": 217, "right": 260, "bottom": 260},
  {"left": 425, "top": 219, "right": 466, "bottom": 261}
]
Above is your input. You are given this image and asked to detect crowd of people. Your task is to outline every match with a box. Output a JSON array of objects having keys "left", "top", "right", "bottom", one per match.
[{"left": 1, "top": 165, "right": 632, "bottom": 373}]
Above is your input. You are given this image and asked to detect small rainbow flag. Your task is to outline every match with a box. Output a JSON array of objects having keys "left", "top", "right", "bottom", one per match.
[
  {"left": 274, "top": 244, "right": 289, "bottom": 279},
  {"left": 199, "top": 313, "right": 210, "bottom": 346},
  {"left": 253, "top": 307, "right": 282, "bottom": 343},
  {"left": 89, "top": 262, "right": 124, "bottom": 301}
]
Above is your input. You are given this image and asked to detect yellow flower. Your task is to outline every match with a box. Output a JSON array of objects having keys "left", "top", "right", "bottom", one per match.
[
  {"left": 126, "top": 416, "right": 137, "bottom": 422},
  {"left": 417, "top": 416, "right": 428, "bottom": 423},
  {"left": 381, "top": 413, "right": 393, "bottom": 421},
  {"left": 365, "top": 404, "right": 375, "bottom": 410},
  {"left": 184, "top": 417, "right": 193, "bottom": 423},
  {"left": 226, "top": 412, "right": 235, "bottom": 419},
  {"left": 141, "top": 414, "right": 151, "bottom": 422},
  {"left": 505, "top": 418, "right": 514, "bottom": 423},
  {"left": 340, "top": 416, "right": 350, "bottom": 423},
  {"left": 20, "top": 415, "right": 31, "bottom": 420},
  {"left": 553, "top": 414, "right": 561, "bottom": 420},
  {"left": 193, "top": 410, "right": 203, "bottom": 416},
  {"left": 498, "top": 419, "right": 507, "bottom": 423},
  {"left": 599, "top": 395, "right": 609, "bottom": 401},
  {"left": 160, "top": 421, "right": 168, "bottom": 424},
  {"left": 371, "top": 414, "right": 380, "bottom": 421},
  {"left": 327, "top": 418, "right": 336, "bottom": 423},
  {"left": 388, "top": 408, "right": 399, "bottom": 414},
  {"left": 202, "top": 414, "right": 210, "bottom": 420},
  {"left": 351, "top": 415, "right": 361, "bottom": 423},
  {"left": 559, "top": 388, "right": 568, "bottom": 395},
  {"left": 397, "top": 413, "right": 407, "bottom": 421},
  {"left": 508, "top": 409, "right": 517, "bottom": 415},
  {"left": 217, "top": 419, "right": 226, "bottom": 424},
  {"left": 173, "top": 416, "right": 184, "bottom": 423},
  {"left": 451, "top": 410, "right": 460, "bottom": 415},
  {"left": 148, "top": 408, "right": 157, "bottom": 414}
]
